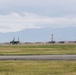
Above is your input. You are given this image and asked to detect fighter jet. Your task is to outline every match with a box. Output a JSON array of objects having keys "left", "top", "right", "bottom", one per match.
[{"left": 10, "top": 37, "right": 20, "bottom": 44}]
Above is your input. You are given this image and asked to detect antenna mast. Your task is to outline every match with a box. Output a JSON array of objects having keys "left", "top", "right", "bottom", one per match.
[{"left": 51, "top": 34, "right": 54, "bottom": 42}]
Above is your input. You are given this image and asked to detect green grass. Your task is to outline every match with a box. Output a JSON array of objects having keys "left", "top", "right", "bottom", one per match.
[
  {"left": 0, "top": 60, "right": 76, "bottom": 75},
  {"left": 0, "top": 44, "right": 76, "bottom": 75},
  {"left": 0, "top": 44, "right": 76, "bottom": 55}
]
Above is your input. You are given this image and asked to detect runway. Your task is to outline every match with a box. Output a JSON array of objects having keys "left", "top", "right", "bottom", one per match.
[{"left": 0, "top": 55, "right": 76, "bottom": 60}]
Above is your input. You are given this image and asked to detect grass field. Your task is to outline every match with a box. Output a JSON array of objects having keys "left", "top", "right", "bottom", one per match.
[
  {"left": 0, "top": 44, "right": 76, "bottom": 75},
  {"left": 0, "top": 44, "right": 76, "bottom": 55},
  {"left": 0, "top": 60, "right": 76, "bottom": 75}
]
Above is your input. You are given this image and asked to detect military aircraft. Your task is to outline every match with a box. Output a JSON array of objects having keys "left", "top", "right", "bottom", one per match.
[
  {"left": 58, "top": 41, "right": 65, "bottom": 44},
  {"left": 48, "top": 41, "right": 55, "bottom": 44},
  {"left": 10, "top": 37, "right": 20, "bottom": 44}
]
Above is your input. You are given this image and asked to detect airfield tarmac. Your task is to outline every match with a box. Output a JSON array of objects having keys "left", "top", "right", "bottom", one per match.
[{"left": 0, "top": 55, "right": 76, "bottom": 60}]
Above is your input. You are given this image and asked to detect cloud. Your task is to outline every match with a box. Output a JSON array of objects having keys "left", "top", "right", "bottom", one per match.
[
  {"left": 0, "top": 0, "right": 76, "bottom": 16},
  {"left": 0, "top": 12, "right": 76, "bottom": 33}
]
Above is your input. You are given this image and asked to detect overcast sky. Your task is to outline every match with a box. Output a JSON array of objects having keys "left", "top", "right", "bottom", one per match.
[{"left": 0, "top": 0, "right": 76, "bottom": 33}]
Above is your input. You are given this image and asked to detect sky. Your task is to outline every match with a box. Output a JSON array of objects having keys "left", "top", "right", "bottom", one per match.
[{"left": 0, "top": 0, "right": 76, "bottom": 33}]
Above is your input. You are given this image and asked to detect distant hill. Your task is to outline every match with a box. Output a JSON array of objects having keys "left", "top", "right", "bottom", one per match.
[{"left": 0, "top": 27, "right": 76, "bottom": 42}]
